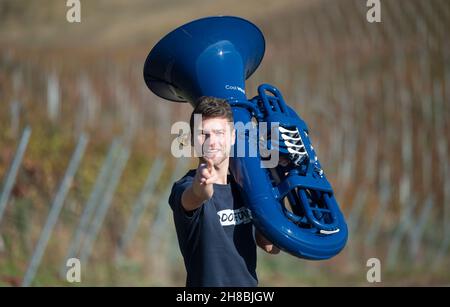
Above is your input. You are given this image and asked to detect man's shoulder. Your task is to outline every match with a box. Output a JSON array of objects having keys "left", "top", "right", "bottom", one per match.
[
  {"left": 169, "top": 169, "right": 197, "bottom": 209},
  {"left": 179, "top": 169, "right": 196, "bottom": 181},
  {"left": 173, "top": 169, "right": 196, "bottom": 187}
]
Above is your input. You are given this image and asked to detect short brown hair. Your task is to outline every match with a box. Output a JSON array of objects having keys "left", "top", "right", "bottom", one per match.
[{"left": 189, "top": 96, "right": 234, "bottom": 134}]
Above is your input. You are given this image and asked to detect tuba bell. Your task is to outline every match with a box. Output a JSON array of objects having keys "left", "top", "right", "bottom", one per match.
[{"left": 143, "top": 16, "right": 348, "bottom": 260}]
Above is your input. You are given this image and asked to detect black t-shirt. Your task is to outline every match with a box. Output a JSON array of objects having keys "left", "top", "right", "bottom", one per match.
[{"left": 168, "top": 169, "right": 257, "bottom": 287}]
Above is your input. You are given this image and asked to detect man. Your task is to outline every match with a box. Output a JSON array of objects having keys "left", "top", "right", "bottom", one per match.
[{"left": 169, "top": 96, "right": 279, "bottom": 287}]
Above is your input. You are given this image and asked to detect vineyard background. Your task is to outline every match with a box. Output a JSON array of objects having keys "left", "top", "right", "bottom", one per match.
[{"left": 0, "top": 0, "right": 449, "bottom": 286}]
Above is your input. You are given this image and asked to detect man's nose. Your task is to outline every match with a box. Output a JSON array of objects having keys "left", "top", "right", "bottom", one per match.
[{"left": 207, "top": 133, "right": 220, "bottom": 147}]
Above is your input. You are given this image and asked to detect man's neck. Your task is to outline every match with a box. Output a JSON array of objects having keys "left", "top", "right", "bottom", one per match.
[{"left": 215, "top": 159, "right": 230, "bottom": 184}]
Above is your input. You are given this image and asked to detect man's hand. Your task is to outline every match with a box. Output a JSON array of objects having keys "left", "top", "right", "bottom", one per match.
[
  {"left": 256, "top": 230, "right": 280, "bottom": 255},
  {"left": 193, "top": 158, "right": 217, "bottom": 199},
  {"left": 181, "top": 158, "right": 217, "bottom": 212}
]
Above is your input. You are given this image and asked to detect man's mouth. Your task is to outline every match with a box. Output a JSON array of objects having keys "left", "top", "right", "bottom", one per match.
[{"left": 204, "top": 149, "right": 220, "bottom": 156}]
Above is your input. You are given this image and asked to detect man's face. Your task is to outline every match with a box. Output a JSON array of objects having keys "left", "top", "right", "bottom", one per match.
[{"left": 194, "top": 117, "right": 235, "bottom": 166}]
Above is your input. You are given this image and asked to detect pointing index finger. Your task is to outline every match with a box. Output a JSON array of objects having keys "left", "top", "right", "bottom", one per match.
[{"left": 205, "top": 158, "right": 213, "bottom": 172}]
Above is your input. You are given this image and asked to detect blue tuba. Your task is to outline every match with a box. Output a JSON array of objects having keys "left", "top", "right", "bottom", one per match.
[{"left": 144, "top": 16, "right": 348, "bottom": 260}]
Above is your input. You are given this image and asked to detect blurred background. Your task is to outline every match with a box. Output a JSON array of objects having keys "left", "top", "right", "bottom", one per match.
[{"left": 0, "top": 0, "right": 449, "bottom": 286}]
